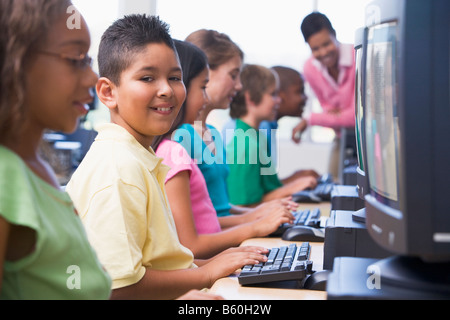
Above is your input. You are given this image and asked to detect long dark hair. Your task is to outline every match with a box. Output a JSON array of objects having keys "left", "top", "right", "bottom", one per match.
[{"left": 151, "top": 39, "right": 208, "bottom": 151}]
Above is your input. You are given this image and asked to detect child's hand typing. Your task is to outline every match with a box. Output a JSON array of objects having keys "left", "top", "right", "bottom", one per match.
[
  {"left": 243, "top": 198, "right": 298, "bottom": 222},
  {"left": 198, "top": 246, "right": 269, "bottom": 287},
  {"left": 251, "top": 206, "right": 295, "bottom": 237}
]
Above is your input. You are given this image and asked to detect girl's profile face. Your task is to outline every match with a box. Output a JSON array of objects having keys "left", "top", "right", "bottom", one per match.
[
  {"left": 206, "top": 55, "right": 242, "bottom": 110},
  {"left": 24, "top": 12, "right": 98, "bottom": 134},
  {"left": 186, "top": 67, "right": 209, "bottom": 124}
]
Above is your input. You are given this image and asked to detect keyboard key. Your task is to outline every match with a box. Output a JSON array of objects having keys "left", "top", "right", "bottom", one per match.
[{"left": 294, "top": 262, "right": 306, "bottom": 271}]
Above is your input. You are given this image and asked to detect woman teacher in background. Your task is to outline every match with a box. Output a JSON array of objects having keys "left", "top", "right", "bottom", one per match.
[{"left": 297, "top": 12, "right": 356, "bottom": 181}]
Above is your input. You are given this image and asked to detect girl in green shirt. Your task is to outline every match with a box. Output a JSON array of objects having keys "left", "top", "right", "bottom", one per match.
[{"left": 0, "top": 0, "right": 111, "bottom": 300}]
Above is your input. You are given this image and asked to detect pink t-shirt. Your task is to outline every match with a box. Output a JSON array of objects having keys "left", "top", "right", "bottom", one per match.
[
  {"left": 156, "top": 139, "right": 222, "bottom": 235},
  {"left": 303, "top": 43, "right": 356, "bottom": 132}
]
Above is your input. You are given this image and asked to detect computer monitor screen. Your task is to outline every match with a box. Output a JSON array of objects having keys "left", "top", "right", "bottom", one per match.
[
  {"left": 354, "top": 31, "right": 365, "bottom": 173},
  {"left": 364, "top": 22, "right": 401, "bottom": 206},
  {"left": 354, "top": 28, "right": 370, "bottom": 201}
]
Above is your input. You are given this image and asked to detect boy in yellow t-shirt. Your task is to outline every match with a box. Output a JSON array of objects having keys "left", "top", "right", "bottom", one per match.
[{"left": 66, "top": 15, "right": 268, "bottom": 300}]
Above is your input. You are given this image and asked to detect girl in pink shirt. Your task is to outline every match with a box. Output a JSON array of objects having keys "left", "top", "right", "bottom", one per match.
[
  {"left": 153, "top": 40, "right": 295, "bottom": 259},
  {"left": 156, "top": 139, "right": 222, "bottom": 235}
]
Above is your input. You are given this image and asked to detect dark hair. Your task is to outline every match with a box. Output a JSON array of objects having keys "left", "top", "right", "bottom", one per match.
[
  {"left": 175, "top": 40, "right": 208, "bottom": 90},
  {"left": 98, "top": 14, "right": 175, "bottom": 85},
  {"left": 151, "top": 40, "right": 209, "bottom": 151},
  {"left": 0, "top": 0, "right": 73, "bottom": 144},
  {"left": 271, "top": 66, "right": 303, "bottom": 92},
  {"left": 300, "top": 12, "right": 336, "bottom": 42},
  {"left": 185, "top": 29, "right": 243, "bottom": 71},
  {"left": 230, "top": 64, "right": 278, "bottom": 119}
]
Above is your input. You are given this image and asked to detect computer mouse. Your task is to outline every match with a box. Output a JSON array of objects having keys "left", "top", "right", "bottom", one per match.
[
  {"left": 302, "top": 270, "right": 330, "bottom": 291},
  {"left": 291, "top": 191, "right": 322, "bottom": 203},
  {"left": 282, "top": 226, "right": 325, "bottom": 242}
]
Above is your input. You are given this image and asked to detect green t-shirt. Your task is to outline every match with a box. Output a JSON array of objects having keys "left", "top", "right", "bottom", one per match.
[
  {"left": 0, "top": 146, "right": 111, "bottom": 300},
  {"left": 226, "top": 119, "right": 282, "bottom": 206}
]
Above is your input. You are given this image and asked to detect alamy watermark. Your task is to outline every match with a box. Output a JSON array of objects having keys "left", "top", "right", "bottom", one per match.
[
  {"left": 66, "top": 265, "right": 81, "bottom": 290},
  {"left": 66, "top": 5, "right": 82, "bottom": 30},
  {"left": 170, "top": 121, "right": 279, "bottom": 176},
  {"left": 367, "top": 264, "right": 381, "bottom": 290}
]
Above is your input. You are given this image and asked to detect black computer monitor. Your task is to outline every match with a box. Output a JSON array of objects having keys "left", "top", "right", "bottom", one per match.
[{"left": 362, "top": 0, "right": 450, "bottom": 291}]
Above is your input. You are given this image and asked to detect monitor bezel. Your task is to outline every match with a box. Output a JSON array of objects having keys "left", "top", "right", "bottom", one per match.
[
  {"left": 354, "top": 27, "right": 369, "bottom": 200},
  {"left": 363, "top": 0, "right": 450, "bottom": 257}
]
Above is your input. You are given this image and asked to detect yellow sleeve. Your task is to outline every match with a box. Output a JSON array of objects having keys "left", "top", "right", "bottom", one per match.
[{"left": 81, "top": 179, "right": 148, "bottom": 289}]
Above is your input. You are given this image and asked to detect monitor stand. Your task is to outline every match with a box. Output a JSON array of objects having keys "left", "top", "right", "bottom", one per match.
[
  {"left": 329, "top": 209, "right": 450, "bottom": 298},
  {"left": 327, "top": 256, "right": 450, "bottom": 299},
  {"left": 374, "top": 255, "right": 450, "bottom": 294}
]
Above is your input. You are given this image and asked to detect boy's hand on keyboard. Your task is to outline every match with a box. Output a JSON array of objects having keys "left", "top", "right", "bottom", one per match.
[
  {"left": 280, "top": 197, "right": 301, "bottom": 211},
  {"left": 213, "top": 246, "right": 269, "bottom": 258},
  {"left": 251, "top": 206, "right": 295, "bottom": 237},
  {"left": 244, "top": 198, "right": 298, "bottom": 222},
  {"left": 289, "top": 176, "right": 318, "bottom": 193},
  {"left": 200, "top": 247, "right": 269, "bottom": 287}
]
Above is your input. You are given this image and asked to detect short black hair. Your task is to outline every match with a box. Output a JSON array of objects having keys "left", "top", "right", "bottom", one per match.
[
  {"left": 98, "top": 14, "right": 175, "bottom": 85},
  {"left": 300, "top": 12, "right": 336, "bottom": 42}
]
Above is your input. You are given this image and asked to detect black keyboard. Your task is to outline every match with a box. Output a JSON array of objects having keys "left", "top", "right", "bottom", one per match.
[
  {"left": 238, "top": 243, "right": 313, "bottom": 286},
  {"left": 313, "top": 174, "right": 335, "bottom": 200},
  {"left": 313, "top": 182, "right": 334, "bottom": 200},
  {"left": 271, "top": 208, "right": 321, "bottom": 237},
  {"left": 291, "top": 182, "right": 335, "bottom": 203}
]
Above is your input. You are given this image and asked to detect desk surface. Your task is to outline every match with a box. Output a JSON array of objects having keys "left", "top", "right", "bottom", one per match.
[{"left": 210, "top": 202, "right": 330, "bottom": 300}]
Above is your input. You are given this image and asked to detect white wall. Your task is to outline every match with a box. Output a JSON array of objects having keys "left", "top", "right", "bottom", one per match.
[
  {"left": 119, "top": 0, "right": 157, "bottom": 16},
  {"left": 278, "top": 140, "right": 331, "bottom": 179}
]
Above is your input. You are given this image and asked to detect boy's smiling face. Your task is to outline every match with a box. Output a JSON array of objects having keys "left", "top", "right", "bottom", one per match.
[{"left": 100, "top": 43, "right": 186, "bottom": 148}]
